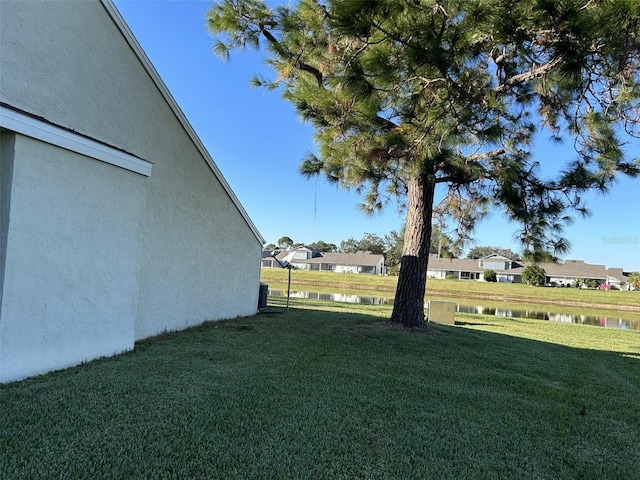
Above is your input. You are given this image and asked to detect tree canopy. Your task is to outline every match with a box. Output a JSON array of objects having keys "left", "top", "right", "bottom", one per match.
[
  {"left": 307, "top": 240, "right": 338, "bottom": 252},
  {"left": 467, "top": 246, "right": 522, "bottom": 261},
  {"left": 277, "top": 236, "right": 295, "bottom": 250},
  {"left": 209, "top": 0, "right": 640, "bottom": 327},
  {"left": 339, "top": 233, "right": 385, "bottom": 254}
]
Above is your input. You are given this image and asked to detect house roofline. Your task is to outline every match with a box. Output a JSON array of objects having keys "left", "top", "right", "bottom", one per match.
[
  {"left": 426, "top": 255, "right": 629, "bottom": 282},
  {"left": 100, "top": 0, "right": 265, "bottom": 245},
  {"left": 0, "top": 103, "right": 154, "bottom": 177}
]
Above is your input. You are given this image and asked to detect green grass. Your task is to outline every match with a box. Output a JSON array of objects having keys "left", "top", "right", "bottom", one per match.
[
  {"left": 261, "top": 268, "right": 640, "bottom": 311},
  {"left": 2, "top": 298, "right": 639, "bottom": 479}
]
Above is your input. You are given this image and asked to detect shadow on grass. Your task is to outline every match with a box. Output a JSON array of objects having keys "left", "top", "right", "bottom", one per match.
[
  {"left": 453, "top": 320, "right": 505, "bottom": 327},
  {"left": 2, "top": 301, "right": 639, "bottom": 480}
]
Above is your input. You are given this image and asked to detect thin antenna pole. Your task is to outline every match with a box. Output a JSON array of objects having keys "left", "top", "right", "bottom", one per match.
[
  {"left": 314, "top": 176, "right": 318, "bottom": 220},
  {"left": 286, "top": 265, "right": 291, "bottom": 313}
]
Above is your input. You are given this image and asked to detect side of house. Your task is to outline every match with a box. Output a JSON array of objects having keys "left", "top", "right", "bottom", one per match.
[{"left": 0, "top": 0, "right": 263, "bottom": 383}]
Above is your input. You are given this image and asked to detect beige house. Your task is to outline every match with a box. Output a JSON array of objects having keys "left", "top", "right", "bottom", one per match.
[
  {"left": 0, "top": 0, "right": 264, "bottom": 383},
  {"left": 263, "top": 247, "right": 386, "bottom": 275},
  {"left": 426, "top": 254, "right": 629, "bottom": 288}
]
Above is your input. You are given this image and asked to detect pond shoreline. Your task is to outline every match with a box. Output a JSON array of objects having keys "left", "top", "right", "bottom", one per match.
[
  {"left": 263, "top": 277, "right": 640, "bottom": 314},
  {"left": 424, "top": 289, "right": 640, "bottom": 313},
  {"left": 268, "top": 288, "right": 640, "bottom": 330}
]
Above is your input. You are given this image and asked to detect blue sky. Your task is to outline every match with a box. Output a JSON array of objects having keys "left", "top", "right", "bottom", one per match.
[{"left": 114, "top": 1, "right": 640, "bottom": 271}]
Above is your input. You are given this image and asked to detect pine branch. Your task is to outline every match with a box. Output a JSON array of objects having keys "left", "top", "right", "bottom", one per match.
[
  {"left": 376, "top": 115, "right": 398, "bottom": 131},
  {"left": 466, "top": 149, "right": 506, "bottom": 163},
  {"left": 435, "top": 175, "right": 468, "bottom": 184},
  {"left": 258, "top": 24, "right": 324, "bottom": 86},
  {"left": 495, "top": 56, "right": 564, "bottom": 93}
]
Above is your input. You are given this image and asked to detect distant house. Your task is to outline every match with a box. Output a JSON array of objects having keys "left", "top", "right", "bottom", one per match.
[
  {"left": 0, "top": 0, "right": 264, "bottom": 383},
  {"left": 427, "top": 254, "right": 523, "bottom": 282},
  {"left": 426, "top": 254, "right": 629, "bottom": 288},
  {"left": 263, "top": 247, "right": 386, "bottom": 275},
  {"left": 541, "top": 259, "right": 628, "bottom": 289}
]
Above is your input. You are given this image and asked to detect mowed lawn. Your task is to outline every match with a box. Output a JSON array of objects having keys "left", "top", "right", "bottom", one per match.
[{"left": 2, "top": 298, "right": 639, "bottom": 479}]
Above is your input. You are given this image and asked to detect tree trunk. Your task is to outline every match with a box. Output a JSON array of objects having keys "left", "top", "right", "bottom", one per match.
[{"left": 391, "top": 174, "right": 436, "bottom": 328}]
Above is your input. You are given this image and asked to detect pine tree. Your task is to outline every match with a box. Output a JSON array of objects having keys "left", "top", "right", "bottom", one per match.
[{"left": 209, "top": 0, "right": 640, "bottom": 328}]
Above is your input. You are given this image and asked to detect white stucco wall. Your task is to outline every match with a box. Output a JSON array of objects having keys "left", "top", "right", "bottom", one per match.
[
  {"left": 0, "top": 132, "right": 15, "bottom": 306},
  {"left": 0, "top": 0, "right": 263, "bottom": 381},
  {"left": 134, "top": 125, "right": 262, "bottom": 339},
  {"left": 0, "top": 135, "right": 146, "bottom": 383}
]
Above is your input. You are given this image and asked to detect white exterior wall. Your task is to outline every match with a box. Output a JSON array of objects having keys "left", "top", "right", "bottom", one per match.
[
  {"left": 374, "top": 258, "right": 385, "bottom": 274},
  {"left": 291, "top": 262, "right": 312, "bottom": 271},
  {"left": 0, "top": 0, "right": 262, "bottom": 382},
  {"left": 427, "top": 270, "right": 447, "bottom": 279},
  {"left": 0, "top": 133, "right": 14, "bottom": 302},
  {"left": 0, "top": 135, "right": 146, "bottom": 382},
  {"left": 134, "top": 127, "right": 261, "bottom": 338},
  {"left": 335, "top": 265, "right": 361, "bottom": 274},
  {"left": 547, "top": 275, "right": 577, "bottom": 286}
]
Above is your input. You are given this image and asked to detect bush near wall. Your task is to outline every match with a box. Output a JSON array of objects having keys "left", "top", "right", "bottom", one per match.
[{"left": 484, "top": 269, "right": 497, "bottom": 282}]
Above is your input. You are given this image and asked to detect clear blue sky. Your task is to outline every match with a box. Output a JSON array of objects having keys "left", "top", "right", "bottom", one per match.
[{"left": 114, "top": 0, "right": 640, "bottom": 271}]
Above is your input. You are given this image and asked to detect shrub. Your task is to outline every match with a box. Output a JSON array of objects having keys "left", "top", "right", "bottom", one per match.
[
  {"left": 522, "top": 265, "right": 546, "bottom": 286},
  {"left": 484, "top": 269, "right": 497, "bottom": 282}
]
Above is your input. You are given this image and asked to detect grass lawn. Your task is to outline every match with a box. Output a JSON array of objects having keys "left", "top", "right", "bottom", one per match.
[{"left": 2, "top": 297, "right": 639, "bottom": 479}]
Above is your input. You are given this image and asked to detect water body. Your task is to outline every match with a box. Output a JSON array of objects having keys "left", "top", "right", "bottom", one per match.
[
  {"left": 270, "top": 289, "right": 392, "bottom": 306},
  {"left": 268, "top": 289, "right": 640, "bottom": 331},
  {"left": 454, "top": 304, "right": 639, "bottom": 330}
]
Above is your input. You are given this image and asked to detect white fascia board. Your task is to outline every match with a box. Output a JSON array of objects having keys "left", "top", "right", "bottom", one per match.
[
  {"left": 101, "top": 0, "right": 265, "bottom": 245},
  {"left": 0, "top": 105, "right": 152, "bottom": 177}
]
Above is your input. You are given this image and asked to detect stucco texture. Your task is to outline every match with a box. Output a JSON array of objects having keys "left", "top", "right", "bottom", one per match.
[
  {"left": 0, "top": 0, "right": 262, "bottom": 382},
  {"left": 0, "top": 135, "right": 145, "bottom": 382}
]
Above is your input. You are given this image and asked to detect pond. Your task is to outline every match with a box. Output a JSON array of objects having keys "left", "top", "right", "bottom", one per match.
[{"left": 268, "top": 289, "right": 640, "bottom": 331}]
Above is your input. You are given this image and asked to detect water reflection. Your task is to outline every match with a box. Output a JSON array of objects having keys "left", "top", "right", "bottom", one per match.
[
  {"left": 455, "top": 304, "right": 638, "bottom": 330},
  {"left": 268, "top": 289, "right": 639, "bottom": 331},
  {"left": 270, "top": 289, "right": 391, "bottom": 305}
]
